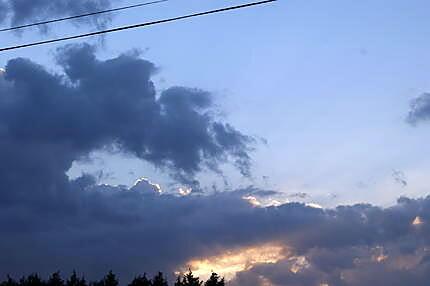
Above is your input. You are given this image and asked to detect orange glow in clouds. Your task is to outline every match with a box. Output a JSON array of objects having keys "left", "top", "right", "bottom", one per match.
[
  {"left": 178, "top": 243, "right": 287, "bottom": 280},
  {"left": 412, "top": 216, "right": 424, "bottom": 226}
]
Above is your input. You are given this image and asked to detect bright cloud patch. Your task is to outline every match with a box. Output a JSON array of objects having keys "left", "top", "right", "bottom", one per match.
[{"left": 179, "top": 243, "right": 287, "bottom": 281}]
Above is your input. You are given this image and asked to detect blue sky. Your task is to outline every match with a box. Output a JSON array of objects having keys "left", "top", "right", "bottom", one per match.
[{"left": 2, "top": 0, "right": 430, "bottom": 206}]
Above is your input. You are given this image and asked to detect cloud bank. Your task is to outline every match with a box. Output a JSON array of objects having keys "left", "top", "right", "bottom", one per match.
[
  {"left": 2, "top": 178, "right": 430, "bottom": 285},
  {"left": 1, "top": 45, "right": 430, "bottom": 285}
]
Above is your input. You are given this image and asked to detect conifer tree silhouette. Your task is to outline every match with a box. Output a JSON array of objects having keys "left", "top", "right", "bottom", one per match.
[
  {"left": 0, "top": 276, "right": 18, "bottom": 286},
  {"left": 180, "top": 271, "right": 202, "bottom": 286},
  {"left": 151, "top": 272, "right": 167, "bottom": 286},
  {"left": 204, "top": 273, "right": 224, "bottom": 286},
  {"left": 1, "top": 270, "right": 226, "bottom": 286},
  {"left": 66, "top": 271, "right": 87, "bottom": 286},
  {"left": 102, "top": 271, "right": 118, "bottom": 286},
  {"left": 19, "top": 274, "right": 44, "bottom": 286},
  {"left": 173, "top": 276, "right": 183, "bottom": 286},
  {"left": 128, "top": 274, "right": 151, "bottom": 286},
  {"left": 47, "top": 272, "right": 64, "bottom": 286}
]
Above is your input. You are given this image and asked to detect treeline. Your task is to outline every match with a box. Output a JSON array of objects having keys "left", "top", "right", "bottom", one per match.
[{"left": 0, "top": 271, "right": 224, "bottom": 286}]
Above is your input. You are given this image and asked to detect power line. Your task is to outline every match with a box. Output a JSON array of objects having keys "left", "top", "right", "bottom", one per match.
[
  {"left": 0, "top": 0, "right": 277, "bottom": 53},
  {"left": 0, "top": 0, "right": 169, "bottom": 33}
]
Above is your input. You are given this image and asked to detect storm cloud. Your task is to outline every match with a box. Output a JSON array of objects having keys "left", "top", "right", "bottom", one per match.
[
  {"left": 0, "top": 0, "right": 112, "bottom": 29},
  {"left": 0, "top": 43, "right": 253, "bottom": 194},
  {"left": 1, "top": 44, "right": 430, "bottom": 286},
  {"left": 0, "top": 42, "right": 256, "bottom": 278},
  {"left": 230, "top": 196, "right": 430, "bottom": 286},
  {"left": 2, "top": 177, "right": 430, "bottom": 285}
]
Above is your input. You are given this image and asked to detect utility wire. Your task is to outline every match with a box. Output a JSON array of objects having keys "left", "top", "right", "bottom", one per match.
[
  {"left": 0, "top": 0, "right": 277, "bottom": 53},
  {"left": 0, "top": 0, "right": 169, "bottom": 33}
]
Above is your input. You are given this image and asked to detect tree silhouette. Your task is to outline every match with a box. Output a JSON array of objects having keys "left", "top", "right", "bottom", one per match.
[
  {"left": 151, "top": 272, "right": 167, "bottom": 286},
  {"left": 47, "top": 272, "right": 64, "bottom": 286},
  {"left": 19, "top": 274, "right": 44, "bottom": 286},
  {"left": 0, "top": 270, "right": 225, "bottom": 286},
  {"left": 180, "top": 271, "right": 202, "bottom": 286},
  {"left": 204, "top": 273, "right": 224, "bottom": 286},
  {"left": 66, "top": 272, "right": 86, "bottom": 286},
  {"left": 102, "top": 272, "right": 118, "bottom": 286},
  {"left": 90, "top": 271, "right": 118, "bottom": 286},
  {"left": 128, "top": 275, "right": 151, "bottom": 286},
  {"left": 0, "top": 276, "right": 18, "bottom": 286},
  {"left": 173, "top": 277, "right": 183, "bottom": 286}
]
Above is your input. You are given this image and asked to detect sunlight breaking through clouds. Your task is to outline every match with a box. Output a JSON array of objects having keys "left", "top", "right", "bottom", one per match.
[
  {"left": 242, "top": 195, "right": 262, "bottom": 207},
  {"left": 242, "top": 195, "right": 290, "bottom": 208},
  {"left": 132, "top": 177, "right": 162, "bottom": 194},
  {"left": 412, "top": 216, "right": 424, "bottom": 226},
  {"left": 259, "top": 275, "right": 274, "bottom": 286},
  {"left": 179, "top": 243, "right": 287, "bottom": 281},
  {"left": 289, "top": 256, "right": 310, "bottom": 274},
  {"left": 372, "top": 246, "right": 388, "bottom": 263},
  {"left": 305, "top": 203, "right": 324, "bottom": 209},
  {"left": 178, "top": 187, "right": 193, "bottom": 196}
]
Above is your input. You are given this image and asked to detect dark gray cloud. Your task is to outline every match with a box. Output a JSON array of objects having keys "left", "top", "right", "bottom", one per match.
[
  {"left": 0, "top": 43, "right": 255, "bottom": 279},
  {"left": 1, "top": 44, "right": 430, "bottom": 285},
  {"left": 0, "top": 43, "right": 253, "bottom": 194},
  {"left": 231, "top": 242, "right": 430, "bottom": 286},
  {"left": 229, "top": 196, "right": 430, "bottom": 286},
  {"left": 0, "top": 0, "right": 111, "bottom": 29},
  {"left": 407, "top": 92, "right": 430, "bottom": 124},
  {"left": 0, "top": 0, "right": 7, "bottom": 23},
  {"left": 2, "top": 174, "right": 430, "bottom": 285}
]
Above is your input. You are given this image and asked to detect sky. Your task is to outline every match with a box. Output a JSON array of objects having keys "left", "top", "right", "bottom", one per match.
[{"left": 1, "top": 0, "right": 430, "bottom": 285}]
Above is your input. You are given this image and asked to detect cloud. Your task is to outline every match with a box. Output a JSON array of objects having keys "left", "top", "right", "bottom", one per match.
[
  {"left": 0, "top": 42, "right": 253, "bottom": 280},
  {"left": 228, "top": 196, "right": 430, "bottom": 286},
  {"left": 392, "top": 169, "right": 408, "bottom": 188},
  {"left": 0, "top": 43, "right": 252, "bottom": 193},
  {"left": 1, "top": 44, "right": 430, "bottom": 285},
  {"left": 2, "top": 174, "right": 430, "bottom": 285},
  {"left": 407, "top": 93, "right": 430, "bottom": 125},
  {"left": 231, "top": 243, "right": 430, "bottom": 286},
  {"left": 0, "top": 0, "right": 8, "bottom": 24},
  {"left": 0, "top": 0, "right": 112, "bottom": 30}
]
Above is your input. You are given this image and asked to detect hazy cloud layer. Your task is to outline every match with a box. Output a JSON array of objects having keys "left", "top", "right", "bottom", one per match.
[{"left": 0, "top": 0, "right": 111, "bottom": 29}]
